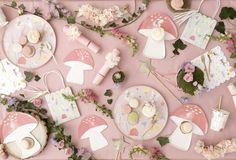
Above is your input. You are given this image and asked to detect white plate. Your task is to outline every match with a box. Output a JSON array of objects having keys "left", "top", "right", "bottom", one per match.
[
  {"left": 3, "top": 14, "right": 56, "bottom": 69},
  {"left": 113, "top": 85, "right": 168, "bottom": 141}
]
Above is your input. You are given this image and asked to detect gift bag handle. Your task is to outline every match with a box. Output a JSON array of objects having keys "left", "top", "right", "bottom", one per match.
[
  {"left": 43, "top": 70, "right": 66, "bottom": 93},
  {"left": 197, "top": 0, "right": 221, "bottom": 18}
]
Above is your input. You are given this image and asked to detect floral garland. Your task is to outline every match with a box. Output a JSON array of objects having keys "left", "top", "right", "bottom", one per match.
[
  {"left": 5, "top": 0, "right": 151, "bottom": 56},
  {"left": 0, "top": 96, "right": 94, "bottom": 160},
  {"left": 129, "top": 145, "right": 169, "bottom": 160},
  {"left": 62, "top": 89, "right": 113, "bottom": 119}
]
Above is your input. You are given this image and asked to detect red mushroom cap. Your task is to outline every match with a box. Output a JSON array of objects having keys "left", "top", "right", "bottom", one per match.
[
  {"left": 2, "top": 112, "right": 38, "bottom": 143},
  {"left": 64, "top": 49, "right": 94, "bottom": 69},
  {"left": 170, "top": 104, "right": 208, "bottom": 135},
  {"left": 78, "top": 115, "right": 107, "bottom": 138},
  {"left": 138, "top": 12, "right": 178, "bottom": 40}
]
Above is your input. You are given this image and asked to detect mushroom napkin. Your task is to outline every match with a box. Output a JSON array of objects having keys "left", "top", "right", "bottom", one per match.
[
  {"left": 64, "top": 49, "right": 94, "bottom": 85},
  {"left": 191, "top": 46, "right": 235, "bottom": 92},
  {"left": 45, "top": 87, "right": 81, "bottom": 125},
  {"left": 0, "top": 59, "right": 26, "bottom": 95}
]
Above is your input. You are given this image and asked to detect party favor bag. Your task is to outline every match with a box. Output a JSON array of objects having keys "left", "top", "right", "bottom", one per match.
[
  {"left": 175, "top": 0, "right": 220, "bottom": 49},
  {"left": 43, "top": 71, "right": 80, "bottom": 124}
]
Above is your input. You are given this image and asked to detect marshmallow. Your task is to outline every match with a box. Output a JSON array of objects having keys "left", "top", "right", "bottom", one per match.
[
  {"left": 142, "top": 103, "right": 156, "bottom": 118},
  {"left": 18, "top": 36, "right": 28, "bottom": 45},
  {"left": 27, "top": 30, "right": 40, "bottom": 44},
  {"left": 12, "top": 43, "right": 23, "bottom": 53}
]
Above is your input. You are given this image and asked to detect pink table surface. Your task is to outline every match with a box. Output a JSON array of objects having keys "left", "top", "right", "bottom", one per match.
[{"left": 0, "top": 0, "right": 236, "bottom": 160}]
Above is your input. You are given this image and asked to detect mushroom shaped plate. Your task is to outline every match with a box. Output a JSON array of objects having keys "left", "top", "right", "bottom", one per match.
[
  {"left": 1, "top": 112, "right": 48, "bottom": 159},
  {"left": 3, "top": 14, "right": 56, "bottom": 69},
  {"left": 113, "top": 86, "right": 168, "bottom": 141}
]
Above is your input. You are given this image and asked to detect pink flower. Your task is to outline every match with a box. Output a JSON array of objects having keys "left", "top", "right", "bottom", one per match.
[
  {"left": 226, "top": 46, "right": 234, "bottom": 53},
  {"left": 226, "top": 39, "right": 234, "bottom": 47},
  {"left": 64, "top": 148, "right": 73, "bottom": 156},
  {"left": 183, "top": 73, "right": 193, "bottom": 82},
  {"left": 184, "top": 63, "right": 195, "bottom": 73},
  {"left": 79, "top": 89, "right": 97, "bottom": 103},
  {"left": 33, "top": 98, "right": 42, "bottom": 107},
  {"left": 57, "top": 140, "right": 65, "bottom": 149}
]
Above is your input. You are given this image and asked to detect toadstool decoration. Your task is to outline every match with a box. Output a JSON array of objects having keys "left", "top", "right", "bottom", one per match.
[
  {"left": 169, "top": 104, "right": 208, "bottom": 151},
  {"left": 64, "top": 49, "right": 94, "bottom": 84},
  {"left": 1, "top": 112, "right": 41, "bottom": 159},
  {"left": 138, "top": 12, "right": 178, "bottom": 59},
  {"left": 78, "top": 115, "right": 108, "bottom": 151}
]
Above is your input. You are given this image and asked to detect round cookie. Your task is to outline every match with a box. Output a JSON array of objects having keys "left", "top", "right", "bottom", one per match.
[
  {"left": 22, "top": 45, "right": 35, "bottom": 58},
  {"left": 127, "top": 111, "right": 139, "bottom": 125},
  {"left": 180, "top": 121, "right": 193, "bottom": 134},
  {"left": 27, "top": 30, "right": 40, "bottom": 44},
  {"left": 18, "top": 36, "right": 28, "bottom": 45},
  {"left": 142, "top": 103, "right": 156, "bottom": 118},
  {"left": 128, "top": 98, "right": 139, "bottom": 108}
]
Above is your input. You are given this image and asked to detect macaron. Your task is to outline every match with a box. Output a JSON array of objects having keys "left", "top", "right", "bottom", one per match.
[
  {"left": 12, "top": 43, "right": 22, "bottom": 53},
  {"left": 18, "top": 36, "right": 28, "bottom": 45},
  {"left": 123, "top": 104, "right": 132, "bottom": 114},
  {"left": 27, "top": 30, "right": 40, "bottom": 44},
  {"left": 22, "top": 45, "right": 35, "bottom": 58},
  {"left": 180, "top": 121, "right": 193, "bottom": 134},
  {"left": 142, "top": 103, "right": 156, "bottom": 118},
  {"left": 127, "top": 111, "right": 139, "bottom": 125},
  {"left": 128, "top": 98, "right": 139, "bottom": 108}
]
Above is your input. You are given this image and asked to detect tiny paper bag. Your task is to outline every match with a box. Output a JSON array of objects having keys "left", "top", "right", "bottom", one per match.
[{"left": 45, "top": 87, "right": 80, "bottom": 124}]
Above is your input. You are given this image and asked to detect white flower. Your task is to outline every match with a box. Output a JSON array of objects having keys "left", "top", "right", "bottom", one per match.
[
  {"left": 63, "top": 24, "right": 81, "bottom": 40},
  {"left": 193, "top": 81, "right": 198, "bottom": 86},
  {"left": 105, "top": 51, "right": 120, "bottom": 68}
]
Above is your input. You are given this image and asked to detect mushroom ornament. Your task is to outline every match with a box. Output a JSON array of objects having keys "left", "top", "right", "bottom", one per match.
[
  {"left": 1, "top": 112, "right": 44, "bottom": 159},
  {"left": 138, "top": 13, "right": 178, "bottom": 59},
  {"left": 169, "top": 104, "right": 208, "bottom": 151},
  {"left": 78, "top": 115, "right": 108, "bottom": 151},
  {"left": 64, "top": 49, "right": 94, "bottom": 84}
]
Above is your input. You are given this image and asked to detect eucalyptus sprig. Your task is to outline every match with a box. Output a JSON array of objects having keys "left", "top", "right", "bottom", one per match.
[
  {"left": 62, "top": 89, "right": 113, "bottom": 119},
  {"left": 0, "top": 96, "right": 94, "bottom": 160},
  {"left": 129, "top": 145, "right": 149, "bottom": 159}
]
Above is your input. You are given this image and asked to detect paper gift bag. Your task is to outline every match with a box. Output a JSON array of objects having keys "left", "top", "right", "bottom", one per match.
[
  {"left": 43, "top": 70, "right": 80, "bottom": 124},
  {"left": 175, "top": 0, "right": 221, "bottom": 49}
]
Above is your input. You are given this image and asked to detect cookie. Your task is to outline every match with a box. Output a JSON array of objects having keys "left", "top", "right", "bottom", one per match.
[
  {"left": 127, "top": 111, "right": 139, "bottom": 125},
  {"left": 22, "top": 45, "right": 35, "bottom": 58},
  {"left": 27, "top": 30, "right": 40, "bottom": 44},
  {"left": 142, "top": 103, "right": 156, "bottom": 118},
  {"left": 18, "top": 36, "right": 28, "bottom": 45},
  {"left": 128, "top": 98, "right": 139, "bottom": 108},
  {"left": 180, "top": 121, "right": 193, "bottom": 134}
]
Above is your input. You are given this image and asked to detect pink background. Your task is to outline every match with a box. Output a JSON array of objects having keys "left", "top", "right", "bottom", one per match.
[{"left": 0, "top": 0, "right": 236, "bottom": 159}]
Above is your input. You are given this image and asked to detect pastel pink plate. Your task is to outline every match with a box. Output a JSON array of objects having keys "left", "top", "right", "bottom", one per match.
[{"left": 3, "top": 15, "right": 56, "bottom": 69}]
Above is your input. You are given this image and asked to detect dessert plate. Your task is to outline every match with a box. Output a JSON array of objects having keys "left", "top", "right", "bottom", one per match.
[
  {"left": 113, "top": 85, "right": 168, "bottom": 141},
  {"left": 3, "top": 14, "right": 56, "bottom": 69}
]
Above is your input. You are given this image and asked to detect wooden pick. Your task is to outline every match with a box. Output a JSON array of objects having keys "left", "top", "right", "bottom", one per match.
[{"left": 217, "top": 96, "right": 223, "bottom": 111}]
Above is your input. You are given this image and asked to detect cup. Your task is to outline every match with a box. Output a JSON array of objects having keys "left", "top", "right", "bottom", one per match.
[
  {"left": 0, "top": 7, "right": 8, "bottom": 27},
  {"left": 210, "top": 109, "right": 230, "bottom": 132}
]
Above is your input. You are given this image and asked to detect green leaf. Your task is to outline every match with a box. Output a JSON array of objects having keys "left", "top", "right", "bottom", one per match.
[
  {"left": 62, "top": 94, "right": 77, "bottom": 101},
  {"left": 107, "top": 99, "right": 113, "bottom": 104},
  {"left": 230, "top": 52, "right": 236, "bottom": 58},
  {"left": 104, "top": 89, "right": 112, "bottom": 97},
  {"left": 215, "top": 21, "right": 225, "bottom": 34},
  {"left": 173, "top": 39, "right": 187, "bottom": 50},
  {"left": 234, "top": 63, "right": 236, "bottom": 68},
  {"left": 24, "top": 71, "right": 34, "bottom": 82},
  {"left": 34, "top": 75, "right": 41, "bottom": 81},
  {"left": 67, "top": 16, "right": 76, "bottom": 24},
  {"left": 122, "top": 18, "right": 128, "bottom": 23},
  {"left": 11, "top": 0, "right": 17, "bottom": 8},
  {"left": 219, "top": 7, "right": 236, "bottom": 20},
  {"left": 6, "top": 107, "right": 13, "bottom": 112},
  {"left": 157, "top": 137, "right": 169, "bottom": 147},
  {"left": 173, "top": 49, "right": 180, "bottom": 55}
]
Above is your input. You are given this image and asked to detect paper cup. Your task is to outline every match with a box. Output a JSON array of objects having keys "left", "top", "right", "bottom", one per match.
[
  {"left": 0, "top": 7, "right": 8, "bottom": 27},
  {"left": 210, "top": 109, "right": 229, "bottom": 132}
]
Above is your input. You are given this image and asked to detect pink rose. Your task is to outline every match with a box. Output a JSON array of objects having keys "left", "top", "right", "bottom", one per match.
[
  {"left": 226, "top": 46, "right": 234, "bottom": 53},
  {"left": 184, "top": 63, "right": 195, "bottom": 73},
  {"left": 64, "top": 148, "right": 73, "bottom": 156},
  {"left": 33, "top": 98, "right": 42, "bottom": 107},
  {"left": 183, "top": 73, "right": 193, "bottom": 82},
  {"left": 57, "top": 140, "right": 65, "bottom": 149}
]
